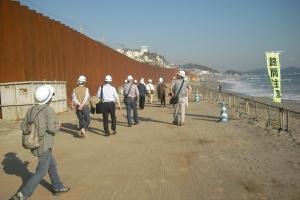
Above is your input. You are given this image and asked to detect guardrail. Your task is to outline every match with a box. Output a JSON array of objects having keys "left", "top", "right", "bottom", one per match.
[{"left": 191, "top": 84, "right": 300, "bottom": 135}]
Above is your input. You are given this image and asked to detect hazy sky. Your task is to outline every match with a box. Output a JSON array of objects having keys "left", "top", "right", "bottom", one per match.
[{"left": 19, "top": 0, "right": 300, "bottom": 71}]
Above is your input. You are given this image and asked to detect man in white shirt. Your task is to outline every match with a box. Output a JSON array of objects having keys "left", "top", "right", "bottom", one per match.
[
  {"left": 72, "top": 75, "right": 90, "bottom": 138},
  {"left": 97, "top": 75, "right": 121, "bottom": 136}
]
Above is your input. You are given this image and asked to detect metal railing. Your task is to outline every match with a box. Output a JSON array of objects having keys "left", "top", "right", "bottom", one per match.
[{"left": 191, "top": 84, "right": 300, "bottom": 135}]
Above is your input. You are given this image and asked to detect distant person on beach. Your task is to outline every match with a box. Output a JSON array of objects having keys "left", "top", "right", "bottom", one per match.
[
  {"left": 146, "top": 79, "right": 155, "bottom": 104},
  {"left": 124, "top": 75, "right": 140, "bottom": 127},
  {"left": 11, "top": 85, "right": 70, "bottom": 200},
  {"left": 97, "top": 75, "right": 121, "bottom": 136},
  {"left": 171, "top": 70, "right": 192, "bottom": 126},
  {"left": 138, "top": 78, "right": 147, "bottom": 109},
  {"left": 157, "top": 77, "right": 168, "bottom": 107},
  {"left": 72, "top": 75, "right": 90, "bottom": 138}
]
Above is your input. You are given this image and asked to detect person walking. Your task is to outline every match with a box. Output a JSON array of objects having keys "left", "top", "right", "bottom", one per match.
[
  {"left": 97, "top": 75, "right": 121, "bottom": 136},
  {"left": 123, "top": 75, "right": 139, "bottom": 127},
  {"left": 171, "top": 70, "right": 192, "bottom": 126},
  {"left": 11, "top": 85, "right": 70, "bottom": 200},
  {"left": 157, "top": 77, "right": 168, "bottom": 107},
  {"left": 72, "top": 75, "right": 90, "bottom": 138},
  {"left": 137, "top": 78, "right": 147, "bottom": 109},
  {"left": 146, "top": 79, "right": 154, "bottom": 104}
]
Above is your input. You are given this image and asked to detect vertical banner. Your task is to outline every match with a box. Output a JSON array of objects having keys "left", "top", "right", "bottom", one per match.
[{"left": 266, "top": 52, "right": 281, "bottom": 103}]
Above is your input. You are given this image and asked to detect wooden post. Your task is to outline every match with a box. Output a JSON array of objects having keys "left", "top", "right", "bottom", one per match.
[
  {"left": 268, "top": 106, "right": 271, "bottom": 127},
  {"left": 210, "top": 91, "right": 213, "bottom": 100},
  {"left": 233, "top": 96, "right": 235, "bottom": 108},
  {"left": 228, "top": 95, "right": 231, "bottom": 108},
  {"left": 286, "top": 110, "right": 289, "bottom": 131},
  {"left": 278, "top": 108, "right": 282, "bottom": 131},
  {"left": 254, "top": 102, "right": 257, "bottom": 120}
]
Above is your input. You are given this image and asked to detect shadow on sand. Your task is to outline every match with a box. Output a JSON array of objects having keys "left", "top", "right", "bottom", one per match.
[{"left": 1, "top": 152, "right": 52, "bottom": 193}]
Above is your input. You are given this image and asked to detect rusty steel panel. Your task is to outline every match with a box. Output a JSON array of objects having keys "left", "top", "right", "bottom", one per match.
[{"left": 0, "top": 0, "right": 177, "bottom": 102}]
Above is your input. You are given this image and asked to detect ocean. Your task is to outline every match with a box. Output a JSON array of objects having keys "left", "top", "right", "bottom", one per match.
[{"left": 218, "top": 72, "right": 300, "bottom": 101}]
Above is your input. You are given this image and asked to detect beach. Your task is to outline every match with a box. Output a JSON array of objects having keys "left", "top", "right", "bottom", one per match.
[{"left": 1, "top": 96, "right": 299, "bottom": 200}]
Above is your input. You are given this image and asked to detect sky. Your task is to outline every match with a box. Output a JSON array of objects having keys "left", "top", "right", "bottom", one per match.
[{"left": 19, "top": 0, "right": 300, "bottom": 72}]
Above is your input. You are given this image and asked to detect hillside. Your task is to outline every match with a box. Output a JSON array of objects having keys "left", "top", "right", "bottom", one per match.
[{"left": 181, "top": 63, "right": 219, "bottom": 73}]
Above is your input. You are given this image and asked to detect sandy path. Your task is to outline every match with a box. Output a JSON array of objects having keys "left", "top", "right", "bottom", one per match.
[{"left": 0, "top": 100, "right": 299, "bottom": 200}]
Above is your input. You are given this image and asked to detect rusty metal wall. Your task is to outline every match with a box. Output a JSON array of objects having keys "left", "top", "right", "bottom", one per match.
[{"left": 0, "top": 0, "right": 177, "bottom": 101}]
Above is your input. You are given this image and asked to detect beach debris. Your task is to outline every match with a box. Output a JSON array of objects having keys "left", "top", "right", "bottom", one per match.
[{"left": 220, "top": 102, "right": 228, "bottom": 122}]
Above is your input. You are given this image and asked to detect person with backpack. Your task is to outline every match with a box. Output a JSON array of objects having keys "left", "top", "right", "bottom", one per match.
[
  {"left": 97, "top": 75, "right": 121, "bottom": 136},
  {"left": 171, "top": 71, "right": 192, "bottom": 126},
  {"left": 123, "top": 75, "right": 140, "bottom": 127},
  {"left": 146, "top": 79, "right": 154, "bottom": 104},
  {"left": 11, "top": 85, "right": 70, "bottom": 200},
  {"left": 72, "top": 75, "right": 90, "bottom": 138}
]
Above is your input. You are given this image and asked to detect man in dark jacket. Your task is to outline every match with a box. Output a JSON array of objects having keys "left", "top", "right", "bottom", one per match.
[
  {"left": 137, "top": 78, "right": 147, "bottom": 109},
  {"left": 12, "top": 85, "right": 70, "bottom": 200}
]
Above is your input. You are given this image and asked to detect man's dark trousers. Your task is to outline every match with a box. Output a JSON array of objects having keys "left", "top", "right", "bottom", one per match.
[
  {"left": 139, "top": 96, "right": 145, "bottom": 109},
  {"left": 102, "top": 102, "right": 116, "bottom": 132}
]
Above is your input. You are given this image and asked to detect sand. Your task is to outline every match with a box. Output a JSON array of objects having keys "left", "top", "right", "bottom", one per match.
[{"left": 0, "top": 98, "right": 300, "bottom": 200}]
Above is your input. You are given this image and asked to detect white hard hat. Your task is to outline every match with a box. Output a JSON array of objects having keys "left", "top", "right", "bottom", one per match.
[
  {"left": 140, "top": 78, "right": 144, "bottom": 84},
  {"left": 177, "top": 70, "right": 185, "bottom": 77},
  {"left": 134, "top": 79, "right": 138, "bottom": 84},
  {"left": 148, "top": 79, "right": 152, "bottom": 83},
  {"left": 78, "top": 75, "right": 86, "bottom": 84},
  {"left": 159, "top": 77, "right": 163, "bottom": 83},
  {"left": 127, "top": 75, "right": 133, "bottom": 81},
  {"left": 34, "top": 85, "right": 55, "bottom": 105},
  {"left": 105, "top": 75, "right": 112, "bottom": 82},
  {"left": 124, "top": 79, "right": 128, "bottom": 83}
]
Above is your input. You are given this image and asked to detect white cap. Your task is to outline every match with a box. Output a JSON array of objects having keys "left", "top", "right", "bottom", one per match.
[
  {"left": 124, "top": 79, "right": 128, "bottom": 83},
  {"left": 105, "top": 75, "right": 112, "bottom": 82},
  {"left": 127, "top": 75, "right": 133, "bottom": 81},
  {"left": 148, "top": 79, "right": 152, "bottom": 83},
  {"left": 134, "top": 79, "right": 138, "bottom": 84},
  {"left": 159, "top": 77, "right": 163, "bottom": 83},
  {"left": 177, "top": 70, "right": 185, "bottom": 77},
  {"left": 78, "top": 75, "right": 86, "bottom": 84},
  {"left": 34, "top": 85, "right": 55, "bottom": 105}
]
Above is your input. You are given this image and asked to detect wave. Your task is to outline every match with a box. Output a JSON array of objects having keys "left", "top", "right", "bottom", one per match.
[{"left": 218, "top": 76, "right": 300, "bottom": 101}]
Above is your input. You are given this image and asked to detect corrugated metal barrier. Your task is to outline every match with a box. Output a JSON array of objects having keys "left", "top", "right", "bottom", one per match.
[{"left": 0, "top": 0, "right": 177, "bottom": 104}]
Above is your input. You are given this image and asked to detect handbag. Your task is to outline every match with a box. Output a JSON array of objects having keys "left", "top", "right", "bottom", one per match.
[
  {"left": 170, "top": 80, "right": 184, "bottom": 105},
  {"left": 95, "top": 86, "right": 104, "bottom": 114}
]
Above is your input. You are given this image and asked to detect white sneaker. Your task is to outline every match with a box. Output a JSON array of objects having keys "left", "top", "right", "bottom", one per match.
[{"left": 11, "top": 192, "right": 26, "bottom": 200}]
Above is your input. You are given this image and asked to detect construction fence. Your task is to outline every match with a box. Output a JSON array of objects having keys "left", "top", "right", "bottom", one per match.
[{"left": 0, "top": 0, "right": 177, "bottom": 102}]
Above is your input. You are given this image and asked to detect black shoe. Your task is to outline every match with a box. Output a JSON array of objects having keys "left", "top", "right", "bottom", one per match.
[
  {"left": 128, "top": 124, "right": 132, "bottom": 127},
  {"left": 104, "top": 130, "right": 110, "bottom": 136},
  {"left": 53, "top": 186, "right": 70, "bottom": 196},
  {"left": 178, "top": 121, "right": 182, "bottom": 126},
  {"left": 172, "top": 121, "right": 177, "bottom": 125},
  {"left": 112, "top": 130, "right": 117, "bottom": 134}
]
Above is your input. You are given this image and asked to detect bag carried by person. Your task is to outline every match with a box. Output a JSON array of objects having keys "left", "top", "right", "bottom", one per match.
[
  {"left": 22, "top": 105, "right": 48, "bottom": 149},
  {"left": 170, "top": 80, "right": 185, "bottom": 105},
  {"left": 123, "top": 84, "right": 133, "bottom": 104},
  {"left": 95, "top": 85, "right": 104, "bottom": 114}
]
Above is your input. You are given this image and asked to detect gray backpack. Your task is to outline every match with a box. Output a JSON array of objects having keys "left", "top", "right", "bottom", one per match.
[{"left": 22, "top": 106, "right": 47, "bottom": 149}]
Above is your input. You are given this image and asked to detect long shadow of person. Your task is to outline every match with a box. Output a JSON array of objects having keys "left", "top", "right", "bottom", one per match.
[{"left": 2, "top": 152, "right": 52, "bottom": 193}]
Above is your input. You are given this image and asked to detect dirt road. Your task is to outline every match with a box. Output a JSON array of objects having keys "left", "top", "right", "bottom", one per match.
[{"left": 0, "top": 100, "right": 299, "bottom": 200}]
